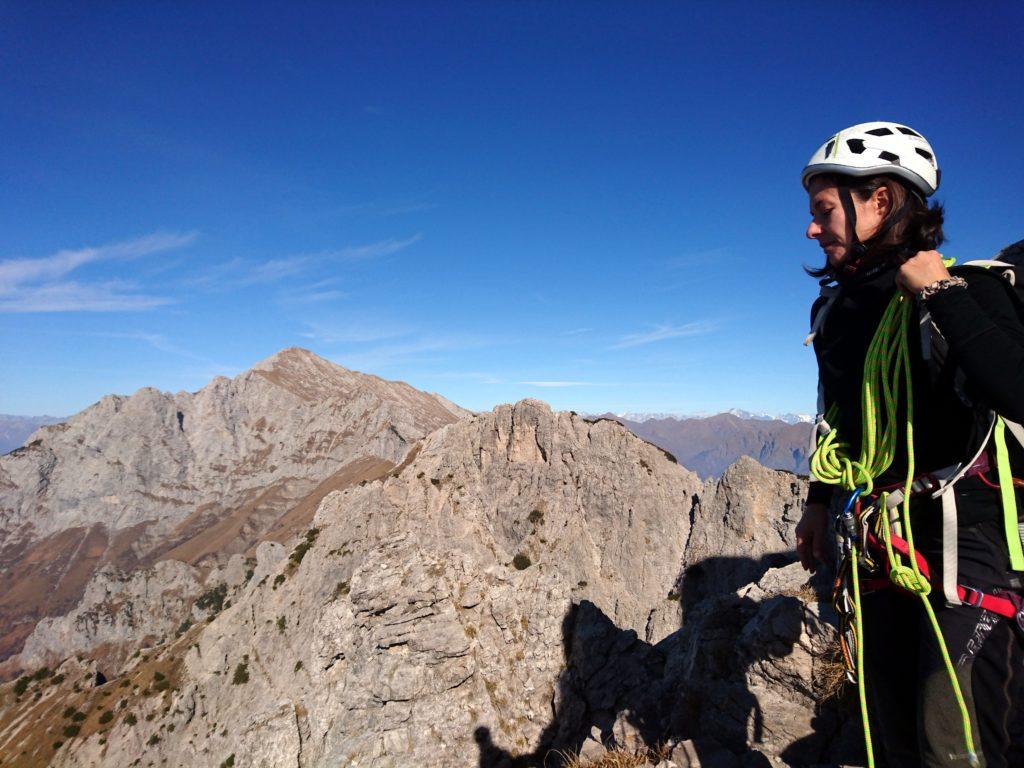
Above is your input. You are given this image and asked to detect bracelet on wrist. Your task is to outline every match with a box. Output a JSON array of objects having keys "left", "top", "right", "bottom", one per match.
[{"left": 919, "top": 276, "right": 968, "bottom": 301}]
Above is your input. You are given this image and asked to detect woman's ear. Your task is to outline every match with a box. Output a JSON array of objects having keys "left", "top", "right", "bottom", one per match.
[{"left": 873, "top": 185, "right": 891, "bottom": 218}]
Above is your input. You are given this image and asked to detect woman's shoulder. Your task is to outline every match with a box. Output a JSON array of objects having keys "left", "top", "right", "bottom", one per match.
[
  {"left": 955, "top": 263, "right": 1011, "bottom": 277},
  {"left": 929, "top": 262, "right": 1024, "bottom": 330},
  {"left": 954, "top": 263, "right": 1021, "bottom": 301}
]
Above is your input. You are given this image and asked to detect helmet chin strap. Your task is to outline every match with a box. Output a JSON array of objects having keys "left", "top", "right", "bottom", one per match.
[{"left": 838, "top": 186, "right": 868, "bottom": 275}]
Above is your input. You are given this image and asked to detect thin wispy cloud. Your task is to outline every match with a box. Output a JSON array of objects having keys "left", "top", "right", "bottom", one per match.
[
  {"left": 0, "top": 232, "right": 197, "bottom": 290},
  {"left": 300, "top": 321, "right": 412, "bottom": 344},
  {"left": 281, "top": 289, "right": 347, "bottom": 305},
  {"left": 562, "top": 327, "right": 592, "bottom": 336},
  {"left": 610, "top": 321, "right": 716, "bottom": 349},
  {"left": 84, "top": 331, "right": 234, "bottom": 374},
  {"left": 664, "top": 247, "right": 732, "bottom": 270},
  {"left": 276, "top": 277, "right": 347, "bottom": 305},
  {"left": 429, "top": 371, "right": 505, "bottom": 385},
  {"left": 185, "top": 235, "right": 422, "bottom": 293},
  {"left": 331, "top": 234, "right": 422, "bottom": 262},
  {"left": 180, "top": 257, "right": 246, "bottom": 290},
  {"left": 325, "top": 333, "right": 493, "bottom": 372},
  {"left": 0, "top": 281, "right": 175, "bottom": 313},
  {"left": 332, "top": 201, "right": 437, "bottom": 218},
  {"left": 0, "top": 232, "right": 196, "bottom": 312},
  {"left": 236, "top": 255, "right": 315, "bottom": 286},
  {"left": 182, "top": 255, "right": 309, "bottom": 290}
]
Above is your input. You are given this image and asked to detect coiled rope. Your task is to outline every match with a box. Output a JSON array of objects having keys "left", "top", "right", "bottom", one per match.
[{"left": 810, "top": 287, "right": 978, "bottom": 768}]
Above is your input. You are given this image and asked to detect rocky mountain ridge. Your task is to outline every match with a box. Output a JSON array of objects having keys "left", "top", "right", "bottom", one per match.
[
  {"left": 0, "top": 348, "right": 463, "bottom": 667},
  {"left": 0, "top": 399, "right": 848, "bottom": 767}
]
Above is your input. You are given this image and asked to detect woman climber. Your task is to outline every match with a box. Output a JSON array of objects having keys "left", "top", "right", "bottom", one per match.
[{"left": 794, "top": 121, "right": 1024, "bottom": 768}]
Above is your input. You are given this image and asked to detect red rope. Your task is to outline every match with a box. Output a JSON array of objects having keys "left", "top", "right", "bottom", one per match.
[{"left": 977, "top": 471, "right": 1024, "bottom": 490}]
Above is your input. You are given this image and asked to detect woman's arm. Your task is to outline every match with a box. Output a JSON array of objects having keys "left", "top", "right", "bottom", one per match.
[
  {"left": 806, "top": 298, "right": 836, "bottom": 505},
  {"left": 924, "top": 271, "right": 1024, "bottom": 423}
]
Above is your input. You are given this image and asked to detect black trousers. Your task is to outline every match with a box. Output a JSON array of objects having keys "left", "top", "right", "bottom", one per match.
[{"left": 858, "top": 511, "right": 1024, "bottom": 768}]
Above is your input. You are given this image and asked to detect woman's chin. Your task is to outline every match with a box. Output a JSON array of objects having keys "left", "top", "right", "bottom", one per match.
[{"left": 826, "top": 249, "right": 847, "bottom": 269}]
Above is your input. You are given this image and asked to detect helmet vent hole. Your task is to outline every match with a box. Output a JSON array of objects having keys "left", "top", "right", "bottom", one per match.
[
  {"left": 878, "top": 150, "right": 900, "bottom": 164},
  {"left": 846, "top": 139, "right": 866, "bottom": 154},
  {"left": 824, "top": 139, "right": 836, "bottom": 157},
  {"left": 896, "top": 126, "right": 922, "bottom": 137},
  {"left": 866, "top": 127, "right": 894, "bottom": 136},
  {"left": 915, "top": 147, "right": 935, "bottom": 164}
]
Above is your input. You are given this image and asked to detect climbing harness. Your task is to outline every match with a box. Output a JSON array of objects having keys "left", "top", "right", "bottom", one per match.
[
  {"left": 807, "top": 250, "right": 1024, "bottom": 764},
  {"left": 808, "top": 275, "right": 989, "bottom": 768}
]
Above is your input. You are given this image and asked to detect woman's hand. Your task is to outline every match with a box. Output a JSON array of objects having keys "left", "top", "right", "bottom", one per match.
[
  {"left": 795, "top": 502, "right": 830, "bottom": 574},
  {"left": 896, "top": 249, "right": 951, "bottom": 295}
]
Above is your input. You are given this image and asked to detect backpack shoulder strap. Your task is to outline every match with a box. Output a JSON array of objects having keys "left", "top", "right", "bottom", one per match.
[{"left": 804, "top": 285, "right": 840, "bottom": 346}]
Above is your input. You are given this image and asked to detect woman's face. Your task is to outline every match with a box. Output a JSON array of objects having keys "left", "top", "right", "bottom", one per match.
[{"left": 805, "top": 177, "right": 888, "bottom": 268}]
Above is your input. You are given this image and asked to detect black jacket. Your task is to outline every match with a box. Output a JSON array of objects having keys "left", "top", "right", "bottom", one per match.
[{"left": 806, "top": 263, "right": 1024, "bottom": 512}]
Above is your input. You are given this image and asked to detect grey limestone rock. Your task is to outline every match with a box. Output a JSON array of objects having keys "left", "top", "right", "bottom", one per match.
[
  {"left": 681, "top": 457, "right": 805, "bottom": 609},
  {"left": 17, "top": 398, "right": 838, "bottom": 768},
  {"left": 18, "top": 559, "right": 203, "bottom": 672},
  {"left": 0, "top": 348, "right": 462, "bottom": 664}
]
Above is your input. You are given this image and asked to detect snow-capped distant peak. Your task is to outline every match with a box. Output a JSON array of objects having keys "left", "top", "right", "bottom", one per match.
[
  {"left": 614, "top": 411, "right": 687, "bottom": 422},
  {"left": 725, "top": 409, "right": 814, "bottom": 425},
  {"left": 599, "top": 409, "right": 814, "bottom": 425}
]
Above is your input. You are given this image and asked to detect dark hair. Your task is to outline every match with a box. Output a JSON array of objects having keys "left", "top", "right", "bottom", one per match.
[{"left": 805, "top": 174, "right": 945, "bottom": 279}]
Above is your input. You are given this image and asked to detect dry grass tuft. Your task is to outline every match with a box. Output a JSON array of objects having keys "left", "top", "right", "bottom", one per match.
[
  {"left": 554, "top": 746, "right": 659, "bottom": 768},
  {"left": 814, "top": 642, "right": 848, "bottom": 703}
]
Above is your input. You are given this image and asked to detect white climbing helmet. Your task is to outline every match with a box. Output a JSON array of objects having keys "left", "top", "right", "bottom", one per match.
[{"left": 801, "top": 121, "right": 940, "bottom": 198}]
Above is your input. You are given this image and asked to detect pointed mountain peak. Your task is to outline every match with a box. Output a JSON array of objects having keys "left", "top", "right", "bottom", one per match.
[
  {"left": 246, "top": 347, "right": 377, "bottom": 402},
  {"left": 252, "top": 347, "right": 347, "bottom": 373},
  {"left": 243, "top": 349, "right": 464, "bottom": 429}
]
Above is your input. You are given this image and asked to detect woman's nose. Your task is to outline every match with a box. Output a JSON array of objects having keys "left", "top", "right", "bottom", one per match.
[{"left": 806, "top": 220, "right": 821, "bottom": 240}]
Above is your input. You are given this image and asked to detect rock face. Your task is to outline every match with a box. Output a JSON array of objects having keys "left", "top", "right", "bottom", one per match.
[
  {"left": 0, "top": 399, "right": 847, "bottom": 768},
  {"left": 0, "top": 348, "right": 461, "bottom": 664},
  {"left": 664, "top": 564, "right": 860, "bottom": 766},
  {"left": 542, "top": 564, "right": 857, "bottom": 768},
  {"left": 17, "top": 560, "right": 205, "bottom": 673},
  {"left": 685, "top": 457, "right": 805, "bottom": 608}
]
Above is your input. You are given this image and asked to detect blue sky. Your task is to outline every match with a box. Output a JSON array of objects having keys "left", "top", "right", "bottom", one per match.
[{"left": 2, "top": 3, "right": 1022, "bottom": 417}]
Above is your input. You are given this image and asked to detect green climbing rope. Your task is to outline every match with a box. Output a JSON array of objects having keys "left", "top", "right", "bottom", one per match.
[
  {"left": 848, "top": 542, "right": 873, "bottom": 762},
  {"left": 810, "top": 287, "right": 979, "bottom": 768}
]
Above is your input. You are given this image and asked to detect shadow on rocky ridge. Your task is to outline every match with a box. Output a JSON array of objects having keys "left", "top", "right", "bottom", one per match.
[{"left": 475, "top": 555, "right": 865, "bottom": 768}]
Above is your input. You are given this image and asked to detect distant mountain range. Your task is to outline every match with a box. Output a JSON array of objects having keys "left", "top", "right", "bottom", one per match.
[
  {"left": 597, "top": 411, "right": 812, "bottom": 479},
  {"left": 610, "top": 409, "right": 813, "bottom": 425}
]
